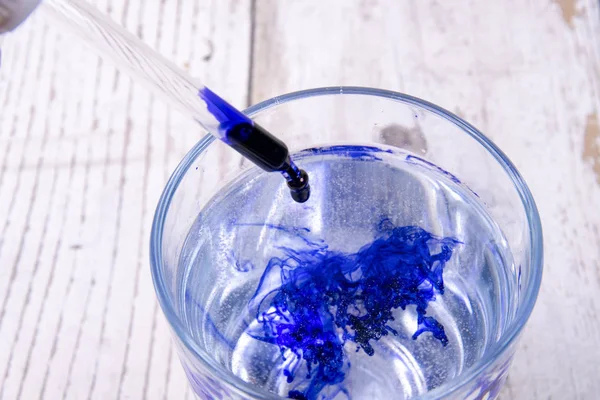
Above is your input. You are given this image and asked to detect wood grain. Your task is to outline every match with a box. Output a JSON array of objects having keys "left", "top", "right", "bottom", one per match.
[
  {"left": 1, "top": 0, "right": 600, "bottom": 399},
  {"left": 0, "top": 1, "right": 250, "bottom": 399}
]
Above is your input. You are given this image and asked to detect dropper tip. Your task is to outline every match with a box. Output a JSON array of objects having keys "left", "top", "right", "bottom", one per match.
[{"left": 288, "top": 169, "right": 310, "bottom": 203}]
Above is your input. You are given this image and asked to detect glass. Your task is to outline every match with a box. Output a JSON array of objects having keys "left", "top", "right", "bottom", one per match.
[{"left": 150, "top": 87, "right": 543, "bottom": 399}]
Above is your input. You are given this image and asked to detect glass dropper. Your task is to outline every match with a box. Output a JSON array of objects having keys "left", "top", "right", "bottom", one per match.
[{"left": 39, "top": 0, "right": 310, "bottom": 202}]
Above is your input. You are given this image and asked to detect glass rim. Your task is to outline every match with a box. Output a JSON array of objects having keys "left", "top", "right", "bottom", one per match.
[{"left": 150, "top": 86, "right": 544, "bottom": 399}]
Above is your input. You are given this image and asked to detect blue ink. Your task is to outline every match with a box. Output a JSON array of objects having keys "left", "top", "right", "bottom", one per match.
[
  {"left": 244, "top": 220, "right": 460, "bottom": 399},
  {"left": 299, "top": 145, "right": 394, "bottom": 162},
  {"left": 198, "top": 87, "right": 252, "bottom": 136},
  {"left": 234, "top": 258, "right": 253, "bottom": 273},
  {"left": 228, "top": 250, "right": 254, "bottom": 272},
  {"left": 185, "top": 290, "right": 237, "bottom": 350},
  {"left": 465, "top": 358, "right": 512, "bottom": 400},
  {"left": 198, "top": 87, "right": 310, "bottom": 203},
  {"left": 236, "top": 223, "right": 323, "bottom": 248}
]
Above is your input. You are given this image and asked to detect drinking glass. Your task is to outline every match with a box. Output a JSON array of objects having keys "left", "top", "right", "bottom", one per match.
[{"left": 150, "top": 87, "right": 543, "bottom": 399}]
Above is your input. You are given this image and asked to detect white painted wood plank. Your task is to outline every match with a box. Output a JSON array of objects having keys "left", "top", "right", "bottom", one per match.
[
  {"left": 252, "top": 0, "right": 600, "bottom": 399},
  {"left": 0, "top": 23, "right": 69, "bottom": 399},
  {"left": 0, "top": 0, "right": 250, "bottom": 399}
]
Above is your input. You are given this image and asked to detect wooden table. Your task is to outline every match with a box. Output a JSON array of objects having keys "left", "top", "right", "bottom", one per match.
[{"left": 1, "top": 0, "right": 599, "bottom": 398}]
